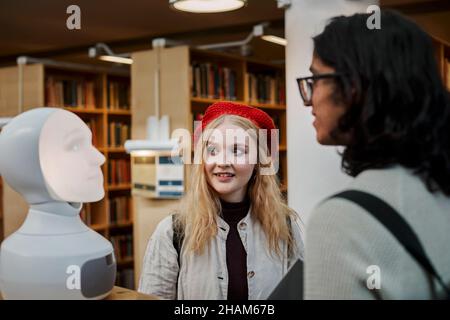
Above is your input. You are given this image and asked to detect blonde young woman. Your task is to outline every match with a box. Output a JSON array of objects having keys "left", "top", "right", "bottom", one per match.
[{"left": 138, "top": 102, "right": 304, "bottom": 300}]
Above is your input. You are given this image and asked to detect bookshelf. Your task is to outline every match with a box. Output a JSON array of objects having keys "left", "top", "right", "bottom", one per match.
[
  {"left": 432, "top": 36, "right": 450, "bottom": 91},
  {"left": 189, "top": 48, "right": 288, "bottom": 192},
  {"left": 0, "top": 63, "right": 135, "bottom": 289},
  {"left": 0, "top": 177, "right": 3, "bottom": 242},
  {"left": 130, "top": 46, "right": 288, "bottom": 284}
]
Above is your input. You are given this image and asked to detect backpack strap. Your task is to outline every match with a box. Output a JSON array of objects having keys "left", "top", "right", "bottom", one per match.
[
  {"left": 286, "top": 215, "right": 293, "bottom": 263},
  {"left": 172, "top": 213, "right": 185, "bottom": 268},
  {"left": 330, "top": 190, "right": 450, "bottom": 298}
]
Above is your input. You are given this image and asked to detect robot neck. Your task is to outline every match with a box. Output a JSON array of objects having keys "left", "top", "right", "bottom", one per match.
[
  {"left": 17, "top": 201, "right": 89, "bottom": 235},
  {"left": 30, "top": 201, "right": 82, "bottom": 216}
]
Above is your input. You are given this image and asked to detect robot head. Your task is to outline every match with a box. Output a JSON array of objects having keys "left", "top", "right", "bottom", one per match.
[{"left": 0, "top": 108, "right": 105, "bottom": 204}]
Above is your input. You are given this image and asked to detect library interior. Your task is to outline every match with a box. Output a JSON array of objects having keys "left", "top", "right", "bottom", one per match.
[{"left": 0, "top": 0, "right": 449, "bottom": 300}]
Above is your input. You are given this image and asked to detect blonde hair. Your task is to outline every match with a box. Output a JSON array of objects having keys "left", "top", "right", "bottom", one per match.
[{"left": 175, "top": 114, "right": 294, "bottom": 258}]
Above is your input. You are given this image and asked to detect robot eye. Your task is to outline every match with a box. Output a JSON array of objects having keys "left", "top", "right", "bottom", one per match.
[{"left": 65, "top": 137, "right": 84, "bottom": 152}]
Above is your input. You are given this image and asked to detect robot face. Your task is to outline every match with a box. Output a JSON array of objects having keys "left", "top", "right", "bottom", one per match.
[{"left": 39, "top": 110, "right": 106, "bottom": 202}]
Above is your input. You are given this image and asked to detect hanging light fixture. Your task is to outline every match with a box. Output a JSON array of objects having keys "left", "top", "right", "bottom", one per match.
[
  {"left": 98, "top": 55, "right": 133, "bottom": 65},
  {"left": 261, "top": 35, "right": 287, "bottom": 46},
  {"left": 196, "top": 23, "right": 287, "bottom": 52},
  {"left": 88, "top": 43, "right": 133, "bottom": 65},
  {"left": 169, "top": 0, "right": 247, "bottom": 13}
]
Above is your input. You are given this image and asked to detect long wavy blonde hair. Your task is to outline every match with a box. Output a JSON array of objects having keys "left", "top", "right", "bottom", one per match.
[{"left": 175, "top": 114, "right": 295, "bottom": 258}]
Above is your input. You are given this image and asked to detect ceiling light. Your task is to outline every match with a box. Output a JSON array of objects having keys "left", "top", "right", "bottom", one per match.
[
  {"left": 169, "top": 0, "right": 247, "bottom": 13},
  {"left": 261, "top": 35, "right": 287, "bottom": 46},
  {"left": 197, "top": 23, "right": 287, "bottom": 51},
  {"left": 88, "top": 43, "right": 133, "bottom": 65},
  {"left": 98, "top": 55, "right": 133, "bottom": 65}
]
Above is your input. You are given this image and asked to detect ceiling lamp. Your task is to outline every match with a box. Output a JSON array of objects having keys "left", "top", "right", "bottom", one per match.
[
  {"left": 88, "top": 43, "right": 132, "bottom": 65},
  {"left": 261, "top": 35, "right": 287, "bottom": 46},
  {"left": 196, "top": 23, "right": 287, "bottom": 52},
  {"left": 97, "top": 55, "right": 133, "bottom": 65},
  {"left": 169, "top": 0, "right": 247, "bottom": 13}
]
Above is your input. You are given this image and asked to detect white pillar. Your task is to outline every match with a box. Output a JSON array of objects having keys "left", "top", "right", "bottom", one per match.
[{"left": 285, "top": 0, "right": 379, "bottom": 221}]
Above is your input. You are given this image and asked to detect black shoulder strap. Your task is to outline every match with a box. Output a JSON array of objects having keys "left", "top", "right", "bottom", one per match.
[
  {"left": 331, "top": 190, "right": 450, "bottom": 298},
  {"left": 286, "top": 215, "right": 293, "bottom": 261},
  {"left": 172, "top": 213, "right": 185, "bottom": 268}
]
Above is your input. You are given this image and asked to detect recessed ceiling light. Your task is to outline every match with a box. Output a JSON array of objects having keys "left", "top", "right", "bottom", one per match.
[{"left": 169, "top": 0, "right": 247, "bottom": 13}]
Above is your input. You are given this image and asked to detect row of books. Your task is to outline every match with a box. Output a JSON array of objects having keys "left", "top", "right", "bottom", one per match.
[
  {"left": 246, "top": 73, "right": 286, "bottom": 105},
  {"left": 108, "top": 159, "right": 131, "bottom": 185},
  {"left": 277, "top": 162, "right": 284, "bottom": 187},
  {"left": 79, "top": 197, "right": 132, "bottom": 227},
  {"left": 271, "top": 113, "right": 281, "bottom": 131},
  {"left": 109, "top": 196, "right": 132, "bottom": 224},
  {"left": 446, "top": 59, "right": 450, "bottom": 91},
  {"left": 108, "top": 122, "right": 130, "bottom": 147},
  {"left": 107, "top": 80, "right": 131, "bottom": 110},
  {"left": 46, "top": 77, "right": 97, "bottom": 108},
  {"left": 110, "top": 234, "right": 133, "bottom": 260},
  {"left": 80, "top": 203, "right": 94, "bottom": 226},
  {"left": 193, "top": 111, "right": 204, "bottom": 122},
  {"left": 116, "top": 268, "right": 135, "bottom": 290},
  {"left": 0, "top": 177, "right": 3, "bottom": 241},
  {"left": 192, "top": 111, "right": 204, "bottom": 135},
  {"left": 84, "top": 118, "right": 99, "bottom": 147},
  {"left": 190, "top": 62, "right": 237, "bottom": 100}
]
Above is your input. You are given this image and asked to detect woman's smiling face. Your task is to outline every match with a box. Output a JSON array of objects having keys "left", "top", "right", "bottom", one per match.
[{"left": 204, "top": 121, "right": 256, "bottom": 203}]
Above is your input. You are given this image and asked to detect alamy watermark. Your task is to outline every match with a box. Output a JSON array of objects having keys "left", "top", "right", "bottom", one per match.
[
  {"left": 366, "top": 265, "right": 381, "bottom": 290},
  {"left": 66, "top": 265, "right": 81, "bottom": 290},
  {"left": 366, "top": 5, "right": 381, "bottom": 30},
  {"left": 66, "top": 5, "right": 81, "bottom": 30}
]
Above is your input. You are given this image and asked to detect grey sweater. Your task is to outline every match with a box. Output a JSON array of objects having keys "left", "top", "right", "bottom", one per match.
[{"left": 304, "top": 165, "right": 450, "bottom": 299}]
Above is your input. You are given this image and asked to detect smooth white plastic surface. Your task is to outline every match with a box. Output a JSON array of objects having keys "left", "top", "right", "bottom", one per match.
[
  {"left": 0, "top": 108, "right": 116, "bottom": 300},
  {"left": 39, "top": 110, "right": 105, "bottom": 202}
]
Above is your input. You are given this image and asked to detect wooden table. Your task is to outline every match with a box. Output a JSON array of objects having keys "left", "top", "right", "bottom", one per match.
[
  {"left": 0, "top": 286, "right": 159, "bottom": 300},
  {"left": 105, "top": 286, "right": 159, "bottom": 300}
]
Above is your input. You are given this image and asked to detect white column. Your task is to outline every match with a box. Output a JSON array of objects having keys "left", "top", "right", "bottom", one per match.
[{"left": 285, "top": 0, "right": 379, "bottom": 221}]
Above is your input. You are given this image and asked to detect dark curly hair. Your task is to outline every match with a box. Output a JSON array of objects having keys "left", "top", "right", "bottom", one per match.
[{"left": 313, "top": 10, "right": 450, "bottom": 196}]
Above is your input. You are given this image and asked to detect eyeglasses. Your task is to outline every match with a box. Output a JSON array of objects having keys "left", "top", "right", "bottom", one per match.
[{"left": 296, "top": 73, "right": 343, "bottom": 106}]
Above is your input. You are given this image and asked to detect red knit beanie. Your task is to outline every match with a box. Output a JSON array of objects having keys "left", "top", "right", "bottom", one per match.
[{"left": 194, "top": 101, "right": 277, "bottom": 151}]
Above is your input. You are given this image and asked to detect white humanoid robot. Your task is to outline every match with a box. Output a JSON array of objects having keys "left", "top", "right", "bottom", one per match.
[{"left": 0, "top": 107, "right": 116, "bottom": 299}]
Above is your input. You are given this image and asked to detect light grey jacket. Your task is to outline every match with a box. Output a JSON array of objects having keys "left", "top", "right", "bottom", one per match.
[{"left": 138, "top": 209, "right": 304, "bottom": 300}]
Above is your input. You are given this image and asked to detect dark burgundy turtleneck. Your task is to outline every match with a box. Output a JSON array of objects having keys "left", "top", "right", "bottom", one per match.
[{"left": 220, "top": 197, "right": 250, "bottom": 300}]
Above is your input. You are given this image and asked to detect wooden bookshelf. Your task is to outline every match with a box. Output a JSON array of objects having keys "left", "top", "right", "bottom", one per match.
[
  {"left": 63, "top": 107, "right": 104, "bottom": 114},
  {"left": 109, "top": 220, "right": 133, "bottom": 229},
  {"left": 0, "top": 63, "right": 135, "bottom": 289},
  {"left": 432, "top": 35, "right": 450, "bottom": 91},
  {"left": 108, "top": 147, "right": 127, "bottom": 153},
  {"left": 108, "top": 110, "right": 132, "bottom": 116},
  {"left": 107, "top": 183, "right": 132, "bottom": 191},
  {"left": 189, "top": 47, "right": 288, "bottom": 191},
  {"left": 0, "top": 177, "right": 3, "bottom": 243}
]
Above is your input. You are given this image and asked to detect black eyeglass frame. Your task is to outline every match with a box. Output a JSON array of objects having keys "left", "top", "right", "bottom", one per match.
[{"left": 296, "top": 72, "right": 344, "bottom": 105}]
